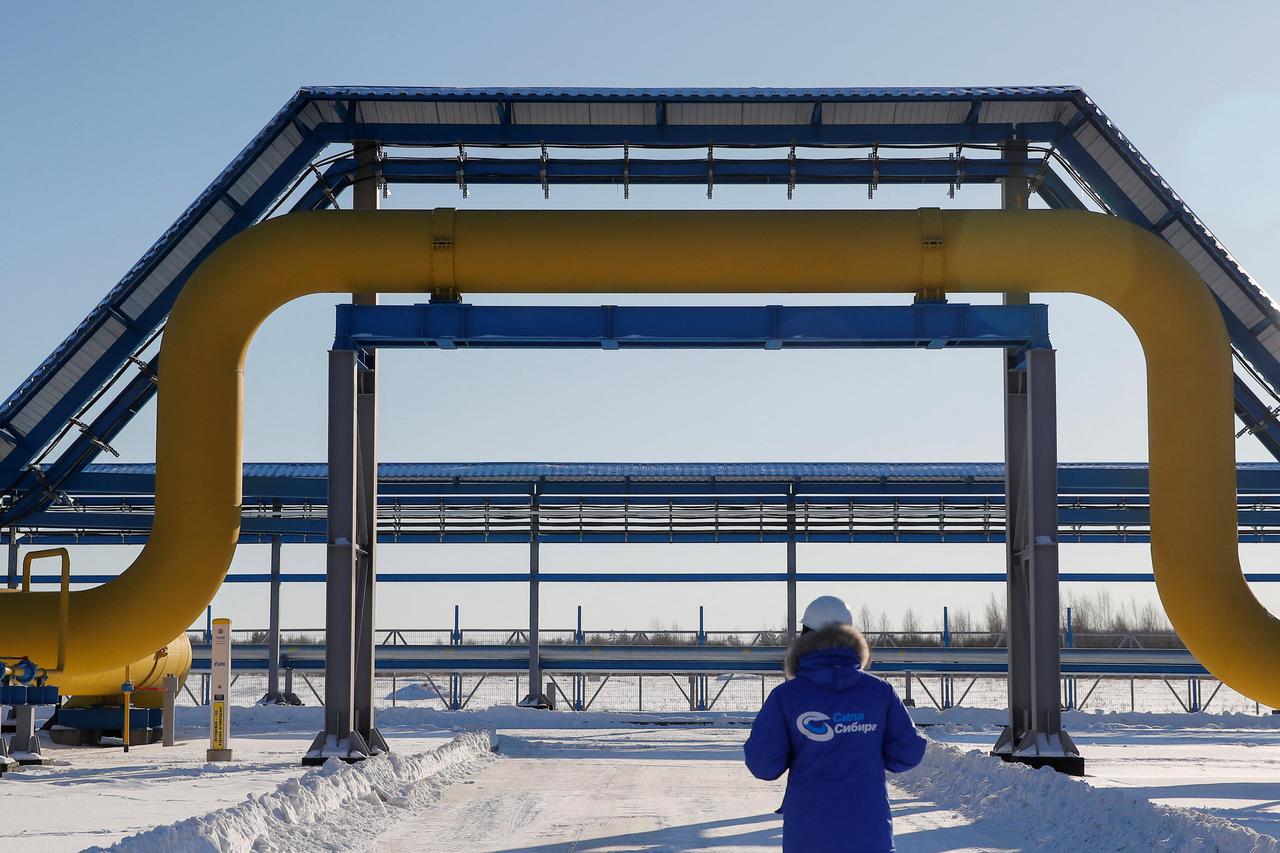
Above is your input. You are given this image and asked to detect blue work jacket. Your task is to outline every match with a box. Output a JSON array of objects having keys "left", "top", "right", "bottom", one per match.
[{"left": 744, "top": 643, "right": 927, "bottom": 852}]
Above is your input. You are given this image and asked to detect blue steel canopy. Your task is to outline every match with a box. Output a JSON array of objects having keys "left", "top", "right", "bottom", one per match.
[{"left": 3, "top": 85, "right": 1280, "bottom": 520}]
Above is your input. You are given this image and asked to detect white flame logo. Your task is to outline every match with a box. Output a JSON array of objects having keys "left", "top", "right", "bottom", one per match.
[{"left": 796, "top": 711, "right": 834, "bottom": 742}]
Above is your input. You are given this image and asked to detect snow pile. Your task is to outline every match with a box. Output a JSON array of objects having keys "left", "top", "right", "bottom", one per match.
[
  {"left": 87, "top": 730, "right": 497, "bottom": 853},
  {"left": 910, "top": 705, "right": 1280, "bottom": 733},
  {"left": 384, "top": 681, "right": 443, "bottom": 701},
  {"left": 1060, "top": 709, "right": 1280, "bottom": 731},
  {"left": 898, "top": 739, "right": 1280, "bottom": 852}
]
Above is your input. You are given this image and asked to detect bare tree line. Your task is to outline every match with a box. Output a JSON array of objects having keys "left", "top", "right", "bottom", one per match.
[
  {"left": 232, "top": 591, "right": 1180, "bottom": 649},
  {"left": 855, "top": 590, "right": 1179, "bottom": 649}
]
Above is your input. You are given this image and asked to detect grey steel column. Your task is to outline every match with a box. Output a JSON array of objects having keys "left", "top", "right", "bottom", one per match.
[
  {"left": 6, "top": 530, "right": 16, "bottom": 589},
  {"left": 531, "top": 486, "right": 539, "bottom": 687},
  {"left": 262, "top": 501, "right": 283, "bottom": 703},
  {"left": 1000, "top": 139, "right": 1031, "bottom": 727},
  {"left": 352, "top": 350, "right": 385, "bottom": 751},
  {"left": 303, "top": 349, "right": 362, "bottom": 765},
  {"left": 786, "top": 486, "right": 797, "bottom": 640},
  {"left": 9, "top": 704, "right": 47, "bottom": 765},
  {"left": 349, "top": 140, "right": 386, "bottom": 752},
  {"left": 1024, "top": 350, "right": 1069, "bottom": 750},
  {"left": 992, "top": 349, "right": 1081, "bottom": 775},
  {"left": 520, "top": 487, "right": 548, "bottom": 706},
  {"left": 1001, "top": 358, "right": 1032, "bottom": 736}
]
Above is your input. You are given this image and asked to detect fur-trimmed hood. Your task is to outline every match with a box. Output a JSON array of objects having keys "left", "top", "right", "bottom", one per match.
[{"left": 784, "top": 624, "right": 871, "bottom": 681}]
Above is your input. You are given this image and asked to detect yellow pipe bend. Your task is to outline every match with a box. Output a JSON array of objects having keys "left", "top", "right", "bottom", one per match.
[{"left": 0, "top": 209, "right": 1265, "bottom": 703}]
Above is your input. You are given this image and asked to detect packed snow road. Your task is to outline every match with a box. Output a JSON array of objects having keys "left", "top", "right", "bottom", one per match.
[{"left": 376, "top": 727, "right": 1016, "bottom": 853}]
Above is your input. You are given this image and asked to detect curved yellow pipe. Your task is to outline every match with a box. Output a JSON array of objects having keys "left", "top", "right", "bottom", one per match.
[{"left": 0, "top": 209, "right": 1266, "bottom": 703}]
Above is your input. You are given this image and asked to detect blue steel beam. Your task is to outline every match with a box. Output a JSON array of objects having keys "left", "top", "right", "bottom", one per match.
[
  {"left": 21, "top": 571, "right": 1280, "bottom": 585},
  {"left": 333, "top": 302, "right": 1052, "bottom": 352},
  {"left": 0, "top": 355, "right": 160, "bottom": 526},
  {"left": 1233, "top": 374, "right": 1280, "bottom": 461},
  {"left": 20, "top": 529, "right": 1280, "bottom": 544},
  {"left": 37, "top": 461, "right": 1280, "bottom": 499},
  {"left": 17, "top": 502, "right": 1280, "bottom": 532}
]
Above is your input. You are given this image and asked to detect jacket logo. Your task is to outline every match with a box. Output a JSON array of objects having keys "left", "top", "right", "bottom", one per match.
[
  {"left": 797, "top": 711, "right": 835, "bottom": 742},
  {"left": 797, "top": 710, "right": 878, "bottom": 742}
]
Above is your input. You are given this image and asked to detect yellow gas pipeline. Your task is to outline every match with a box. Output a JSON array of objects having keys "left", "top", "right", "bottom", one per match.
[
  {"left": 57, "top": 633, "right": 192, "bottom": 709},
  {"left": 0, "top": 209, "right": 1266, "bottom": 704}
]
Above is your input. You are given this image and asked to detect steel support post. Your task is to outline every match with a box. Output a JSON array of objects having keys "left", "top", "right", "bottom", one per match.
[
  {"left": 266, "top": 533, "right": 282, "bottom": 699},
  {"left": 6, "top": 530, "right": 16, "bottom": 589},
  {"left": 992, "top": 348, "right": 1082, "bottom": 775},
  {"left": 8, "top": 704, "right": 48, "bottom": 765},
  {"left": 260, "top": 498, "right": 292, "bottom": 704},
  {"left": 162, "top": 674, "right": 177, "bottom": 747},
  {"left": 348, "top": 141, "right": 386, "bottom": 752},
  {"left": 304, "top": 349, "right": 375, "bottom": 764},
  {"left": 520, "top": 486, "right": 550, "bottom": 707},
  {"left": 786, "top": 486, "right": 798, "bottom": 640},
  {"left": 352, "top": 349, "right": 385, "bottom": 751}
]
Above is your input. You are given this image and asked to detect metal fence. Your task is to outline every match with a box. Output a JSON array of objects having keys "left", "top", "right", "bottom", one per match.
[
  {"left": 176, "top": 624, "right": 1243, "bottom": 716},
  {"left": 179, "top": 670, "right": 1259, "bottom": 716}
]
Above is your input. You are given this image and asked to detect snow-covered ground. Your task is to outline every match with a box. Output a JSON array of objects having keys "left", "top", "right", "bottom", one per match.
[{"left": 3, "top": 705, "right": 1280, "bottom": 851}]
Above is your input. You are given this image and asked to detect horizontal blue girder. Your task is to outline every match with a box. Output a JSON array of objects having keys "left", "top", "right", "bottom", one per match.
[
  {"left": 334, "top": 302, "right": 1052, "bottom": 352},
  {"left": 22, "top": 571, "right": 1280, "bottom": 584},
  {"left": 45, "top": 462, "right": 1280, "bottom": 498}
]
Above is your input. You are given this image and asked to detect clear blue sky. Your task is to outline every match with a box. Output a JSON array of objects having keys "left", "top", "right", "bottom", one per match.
[{"left": 3, "top": 1, "right": 1280, "bottom": 635}]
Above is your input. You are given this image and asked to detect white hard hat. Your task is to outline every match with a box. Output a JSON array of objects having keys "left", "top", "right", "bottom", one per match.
[{"left": 801, "top": 595, "right": 853, "bottom": 632}]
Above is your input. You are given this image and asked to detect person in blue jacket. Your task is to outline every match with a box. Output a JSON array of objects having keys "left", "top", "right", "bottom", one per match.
[{"left": 744, "top": 595, "right": 927, "bottom": 853}]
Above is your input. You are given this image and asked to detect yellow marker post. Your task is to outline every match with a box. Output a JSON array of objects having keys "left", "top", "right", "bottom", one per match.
[
  {"left": 206, "top": 617, "right": 232, "bottom": 762},
  {"left": 121, "top": 664, "right": 132, "bottom": 753}
]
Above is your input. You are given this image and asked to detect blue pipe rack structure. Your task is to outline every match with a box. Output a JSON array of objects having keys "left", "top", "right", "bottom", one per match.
[{"left": 4, "top": 86, "right": 1280, "bottom": 530}]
